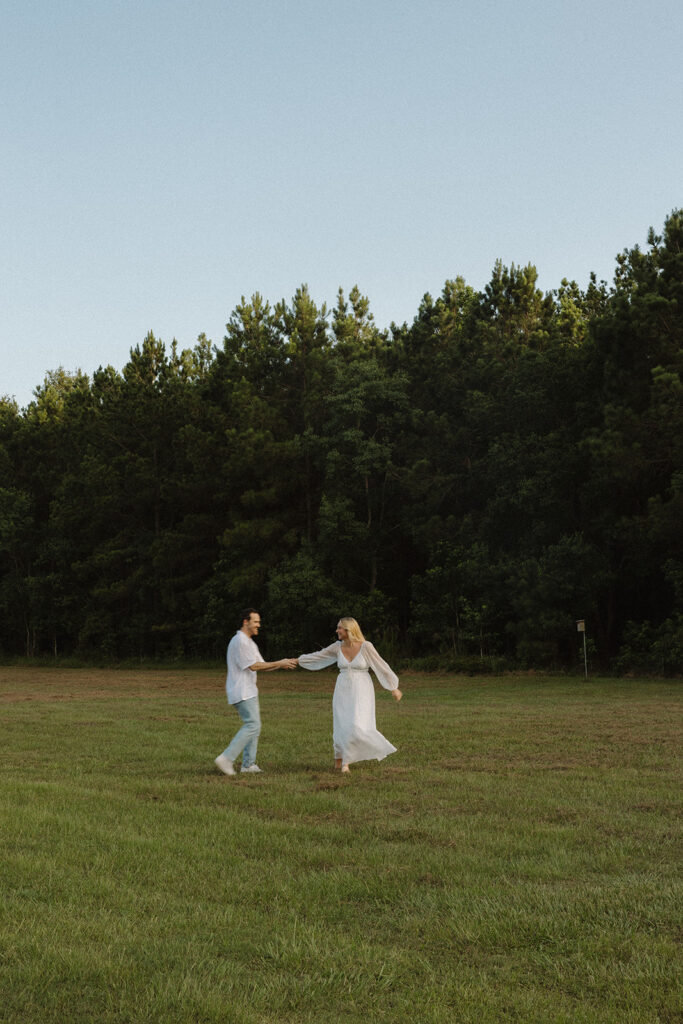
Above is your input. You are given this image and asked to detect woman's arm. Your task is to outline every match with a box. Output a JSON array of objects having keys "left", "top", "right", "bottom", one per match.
[
  {"left": 363, "top": 641, "right": 402, "bottom": 699},
  {"left": 297, "top": 642, "right": 341, "bottom": 670}
]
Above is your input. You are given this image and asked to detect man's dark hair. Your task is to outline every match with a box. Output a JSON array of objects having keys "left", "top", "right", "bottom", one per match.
[{"left": 239, "top": 607, "right": 259, "bottom": 628}]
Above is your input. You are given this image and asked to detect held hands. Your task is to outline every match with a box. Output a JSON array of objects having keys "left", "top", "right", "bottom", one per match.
[
  {"left": 279, "top": 658, "right": 298, "bottom": 670},
  {"left": 391, "top": 688, "right": 403, "bottom": 702}
]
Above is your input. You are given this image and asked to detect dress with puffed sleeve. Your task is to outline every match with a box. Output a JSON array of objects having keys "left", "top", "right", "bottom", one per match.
[{"left": 298, "top": 640, "right": 398, "bottom": 765}]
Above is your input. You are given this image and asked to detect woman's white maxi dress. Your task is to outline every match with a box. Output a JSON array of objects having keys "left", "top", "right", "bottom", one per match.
[{"left": 298, "top": 640, "right": 399, "bottom": 765}]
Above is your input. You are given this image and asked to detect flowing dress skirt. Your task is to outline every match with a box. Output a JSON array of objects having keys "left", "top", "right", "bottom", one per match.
[{"left": 333, "top": 667, "right": 397, "bottom": 764}]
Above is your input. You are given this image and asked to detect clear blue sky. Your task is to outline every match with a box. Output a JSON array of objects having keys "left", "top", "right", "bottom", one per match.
[{"left": 2, "top": 0, "right": 681, "bottom": 408}]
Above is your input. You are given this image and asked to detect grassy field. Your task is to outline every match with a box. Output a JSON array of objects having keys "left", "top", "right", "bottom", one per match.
[{"left": 0, "top": 667, "right": 680, "bottom": 1024}]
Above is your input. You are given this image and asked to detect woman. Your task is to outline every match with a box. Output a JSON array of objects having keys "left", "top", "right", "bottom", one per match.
[{"left": 297, "top": 618, "right": 402, "bottom": 773}]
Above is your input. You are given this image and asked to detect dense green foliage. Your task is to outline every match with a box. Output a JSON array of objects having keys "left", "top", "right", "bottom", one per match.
[{"left": 1, "top": 211, "right": 681, "bottom": 669}]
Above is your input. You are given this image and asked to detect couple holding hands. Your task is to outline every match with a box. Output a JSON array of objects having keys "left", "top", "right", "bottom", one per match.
[{"left": 214, "top": 609, "right": 403, "bottom": 777}]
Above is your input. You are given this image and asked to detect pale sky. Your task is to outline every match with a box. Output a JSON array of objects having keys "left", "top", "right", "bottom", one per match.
[{"left": 2, "top": 0, "right": 681, "bottom": 408}]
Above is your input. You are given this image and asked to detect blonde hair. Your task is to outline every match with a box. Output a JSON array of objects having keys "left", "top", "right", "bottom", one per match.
[{"left": 339, "top": 617, "right": 365, "bottom": 643}]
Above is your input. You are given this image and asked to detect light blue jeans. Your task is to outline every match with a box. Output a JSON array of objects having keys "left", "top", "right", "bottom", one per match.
[{"left": 222, "top": 696, "right": 261, "bottom": 768}]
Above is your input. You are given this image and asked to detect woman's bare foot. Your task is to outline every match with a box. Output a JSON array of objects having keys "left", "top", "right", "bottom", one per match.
[
  {"left": 335, "top": 758, "right": 342, "bottom": 770},
  {"left": 341, "top": 764, "right": 350, "bottom": 774}
]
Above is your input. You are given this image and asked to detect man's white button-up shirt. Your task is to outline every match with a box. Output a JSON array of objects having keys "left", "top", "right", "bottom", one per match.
[{"left": 226, "top": 630, "right": 262, "bottom": 704}]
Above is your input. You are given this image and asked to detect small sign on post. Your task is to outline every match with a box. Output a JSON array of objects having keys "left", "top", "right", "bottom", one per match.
[{"left": 576, "top": 620, "right": 588, "bottom": 678}]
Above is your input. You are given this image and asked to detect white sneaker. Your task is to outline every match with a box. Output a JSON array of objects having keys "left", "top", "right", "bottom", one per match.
[
  {"left": 240, "top": 764, "right": 262, "bottom": 774},
  {"left": 214, "top": 755, "right": 235, "bottom": 776}
]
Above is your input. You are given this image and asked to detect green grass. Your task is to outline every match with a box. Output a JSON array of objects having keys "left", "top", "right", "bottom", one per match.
[{"left": 0, "top": 668, "right": 680, "bottom": 1024}]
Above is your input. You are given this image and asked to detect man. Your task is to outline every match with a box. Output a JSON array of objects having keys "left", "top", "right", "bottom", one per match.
[{"left": 214, "top": 608, "right": 296, "bottom": 776}]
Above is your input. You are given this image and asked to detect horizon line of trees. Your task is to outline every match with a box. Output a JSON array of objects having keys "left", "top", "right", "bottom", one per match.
[{"left": 1, "top": 209, "right": 681, "bottom": 673}]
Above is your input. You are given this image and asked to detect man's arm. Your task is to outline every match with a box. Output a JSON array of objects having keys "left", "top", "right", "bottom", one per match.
[{"left": 247, "top": 658, "right": 297, "bottom": 672}]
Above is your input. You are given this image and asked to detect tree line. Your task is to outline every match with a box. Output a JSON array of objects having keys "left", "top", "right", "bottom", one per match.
[{"left": 1, "top": 210, "right": 681, "bottom": 672}]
